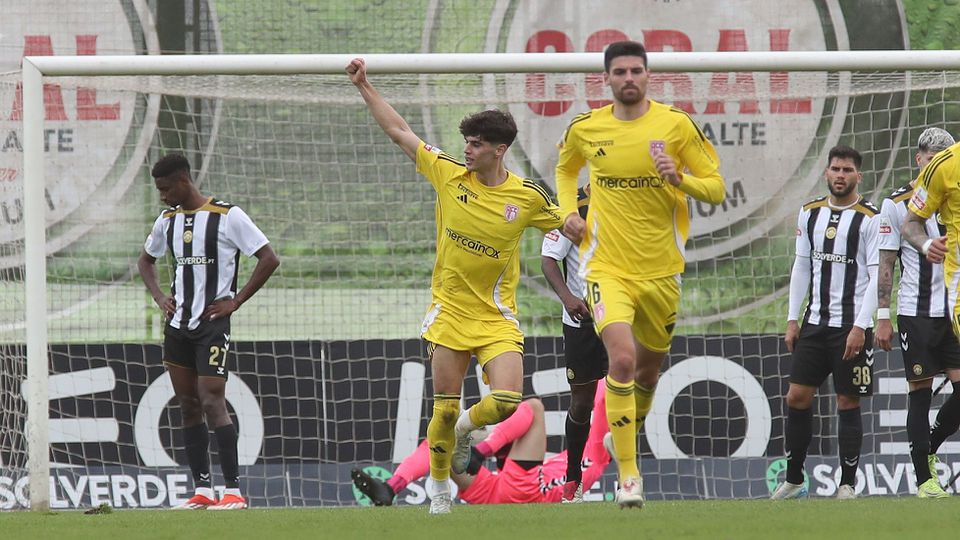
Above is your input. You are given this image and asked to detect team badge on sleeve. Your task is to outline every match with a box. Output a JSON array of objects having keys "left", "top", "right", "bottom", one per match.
[
  {"left": 649, "top": 140, "right": 665, "bottom": 156},
  {"left": 545, "top": 230, "right": 560, "bottom": 242},
  {"left": 423, "top": 144, "right": 443, "bottom": 154},
  {"left": 504, "top": 204, "right": 519, "bottom": 222}
]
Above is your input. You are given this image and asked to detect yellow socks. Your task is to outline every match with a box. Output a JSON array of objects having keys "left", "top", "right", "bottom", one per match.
[
  {"left": 634, "top": 383, "right": 655, "bottom": 434},
  {"left": 427, "top": 393, "right": 460, "bottom": 481},
  {"left": 468, "top": 390, "right": 522, "bottom": 427},
  {"left": 606, "top": 376, "right": 640, "bottom": 479}
]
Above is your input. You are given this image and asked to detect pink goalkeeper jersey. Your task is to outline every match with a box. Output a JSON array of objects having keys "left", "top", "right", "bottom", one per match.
[{"left": 460, "top": 386, "right": 610, "bottom": 504}]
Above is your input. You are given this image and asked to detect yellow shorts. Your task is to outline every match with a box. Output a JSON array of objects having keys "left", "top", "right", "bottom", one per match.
[
  {"left": 585, "top": 273, "right": 680, "bottom": 353},
  {"left": 420, "top": 303, "right": 524, "bottom": 366}
]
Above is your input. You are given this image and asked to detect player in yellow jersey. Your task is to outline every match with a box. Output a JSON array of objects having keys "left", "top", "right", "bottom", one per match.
[
  {"left": 905, "top": 141, "right": 960, "bottom": 334},
  {"left": 555, "top": 41, "right": 725, "bottom": 508},
  {"left": 346, "top": 58, "right": 564, "bottom": 515}
]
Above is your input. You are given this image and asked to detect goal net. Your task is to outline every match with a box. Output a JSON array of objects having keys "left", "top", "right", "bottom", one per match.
[{"left": 4, "top": 58, "right": 960, "bottom": 509}]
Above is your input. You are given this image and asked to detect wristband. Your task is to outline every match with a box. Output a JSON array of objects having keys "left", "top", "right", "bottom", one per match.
[
  {"left": 876, "top": 308, "right": 890, "bottom": 320},
  {"left": 921, "top": 238, "right": 934, "bottom": 256}
]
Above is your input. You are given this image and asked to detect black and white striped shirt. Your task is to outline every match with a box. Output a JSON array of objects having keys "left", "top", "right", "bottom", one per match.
[
  {"left": 794, "top": 196, "right": 880, "bottom": 328},
  {"left": 144, "top": 198, "right": 269, "bottom": 330},
  {"left": 879, "top": 183, "right": 947, "bottom": 317}
]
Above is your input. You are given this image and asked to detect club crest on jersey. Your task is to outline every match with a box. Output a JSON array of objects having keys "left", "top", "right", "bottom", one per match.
[
  {"left": 183, "top": 230, "right": 193, "bottom": 243},
  {"left": 825, "top": 227, "right": 837, "bottom": 239},
  {"left": 649, "top": 140, "right": 665, "bottom": 157},
  {"left": 504, "top": 203, "right": 519, "bottom": 222}
]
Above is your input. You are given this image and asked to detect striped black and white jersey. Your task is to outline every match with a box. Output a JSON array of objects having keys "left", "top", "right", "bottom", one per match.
[
  {"left": 794, "top": 196, "right": 880, "bottom": 327},
  {"left": 144, "top": 198, "right": 269, "bottom": 331},
  {"left": 541, "top": 187, "right": 590, "bottom": 328},
  {"left": 879, "top": 183, "right": 947, "bottom": 317}
]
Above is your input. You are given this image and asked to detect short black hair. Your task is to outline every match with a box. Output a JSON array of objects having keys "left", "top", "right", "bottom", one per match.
[
  {"left": 151, "top": 153, "right": 191, "bottom": 180},
  {"left": 827, "top": 145, "right": 862, "bottom": 170},
  {"left": 458, "top": 110, "right": 518, "bottom": 147},
  {"left": 604, "top": 40, "right": 648, "bottom": 72}
]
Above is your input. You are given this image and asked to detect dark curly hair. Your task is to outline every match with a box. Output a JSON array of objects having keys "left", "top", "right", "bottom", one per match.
[{"left": 458, "top": 110, "right": 518, "bottom": 147}]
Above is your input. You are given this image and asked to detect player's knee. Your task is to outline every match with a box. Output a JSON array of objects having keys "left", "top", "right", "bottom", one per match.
[
  {"left": 524, "top": 398, "right": 544, "bottom": 416},
  {"left": 432, "top": 398, "right": 459, "bottom": 427},
  {"left": 176, "top": 395, "right": 202, "bottom": 418},
  {"left": 568, "top": 397, "right": 593, "bottom": 424}
]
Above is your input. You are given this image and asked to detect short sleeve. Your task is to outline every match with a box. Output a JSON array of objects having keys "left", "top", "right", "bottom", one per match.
[
  {"left": 862, "top": 213, "right": 880, "bottom": 266},
  {"left": 415, "top": 141, "right": 465, "bottom": 191},
  {"left": 909, "top": 164, "right": 945, "bottom": 219},
  {"left": 541, "top": 229, "right": 573, "bottom": 260},
  {"left": 225, "top": 206, "right": 269, "bottom": 257},
  {"left": 878, "top": 198, "right": 901, "bottom": 251},
  {"left": 143, "top": 213, "right": 168, "bottom": 258}
]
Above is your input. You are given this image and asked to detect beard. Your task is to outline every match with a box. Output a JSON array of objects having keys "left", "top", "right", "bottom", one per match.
[
  {"left": 614, "top": 85, "right": 643, "bottom": 105},
  {"left": 828, "top": 182, "right": 857, "bottom": 198}
]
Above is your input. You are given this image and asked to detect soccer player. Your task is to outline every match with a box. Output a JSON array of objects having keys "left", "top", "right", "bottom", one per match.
[
  {"left": 540, "top": 185, "right": 608, "bottom": 503},
  {"left": 137, "top": 154, "right": 280, "bottom": 510},
  {"left": 346, "top": 58, "right": 564, "bottom": 514},
  {"left": 554, "top": 40, "right": 724, "bottom": 508},
  {"left": 772, "top": 145, "right": 880, "bottom": 501},
  {"left": 877, "top": 127, "right": 959, "bottom": 498},
  {"left": 351, "top": 388, "right": 611, "bottom": 507},
  {"left": 902, "top": 134, "right": 960, "bottom": 495}
]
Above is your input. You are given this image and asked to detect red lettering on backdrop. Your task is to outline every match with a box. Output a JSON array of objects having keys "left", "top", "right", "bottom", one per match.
[
  {"left": 10, "top": 36, "right": 68, "bottom": 121},
  {"left": 704, "top": 29, "right": 759, "bottom": 114},
  {"left": 525, "top": 30, "right": 574, "bottom": 116},
  {"left": 642, "top": 30, "right": 695, "bottom": 114},
  {"left": 585, "top": 29, "right": 629, "bottom": 109},
  {"left": 76, "top": 35, "right": 119, "bottom": 120},
  {"left": 769, "top": 29, "right": 811, "bottom": 113}
]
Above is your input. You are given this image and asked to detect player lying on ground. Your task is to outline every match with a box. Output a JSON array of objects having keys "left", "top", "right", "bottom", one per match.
[{"left": 352, "top": 387, "right": 610, "bottom": 506}]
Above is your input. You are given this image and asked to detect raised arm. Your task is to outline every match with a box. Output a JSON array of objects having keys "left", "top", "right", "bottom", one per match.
[{"left": 346, "top": 58, "right": 421, "bottom": 161}]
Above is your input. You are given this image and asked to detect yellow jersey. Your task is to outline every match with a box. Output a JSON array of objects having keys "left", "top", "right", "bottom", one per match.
[
  {"left": 908, "top": 143, "right": 960, "bottom": 279},
  {"left": 556, "top": 101, "right": 724, "bottom": 281},
  {"left": 416, "top": 142, "right": 563, "bottom": 322}
]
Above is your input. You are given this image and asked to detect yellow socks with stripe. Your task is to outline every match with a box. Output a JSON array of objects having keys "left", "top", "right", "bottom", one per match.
[
  {"left": 606, "top": 376, "right": 640, "bottom": 479},
  {"left": 427, "top": 393, "right": 460, "bottom": 481},
  {"left": 634, "top": 383, "right": 655, "bottom": 434},
  {"left": 467, "top": 390, "right": 523, "bottom": 428}
]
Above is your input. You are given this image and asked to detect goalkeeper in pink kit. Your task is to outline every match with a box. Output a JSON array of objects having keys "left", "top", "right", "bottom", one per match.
[{"left": 352, "top": 386, "right": 611, "bottom": 505}]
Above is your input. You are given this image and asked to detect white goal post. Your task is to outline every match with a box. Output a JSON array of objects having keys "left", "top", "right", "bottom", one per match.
[{"left": 19, "top": 50, "right": 960, "bottom": 511}]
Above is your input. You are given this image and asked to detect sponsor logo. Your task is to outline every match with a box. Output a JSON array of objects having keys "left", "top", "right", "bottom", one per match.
[
  {"left": 175, "top": 256, "right": 215, "bottom": 266},
  {"left": 588, "top": 140, "right": 614, "bottom": 148},
  {"left": 595, "top": 176, "right": 665, "bottom": 189},
  {"left": 540, "top": 206, "right": 561, "bottom": 221},
  {"left": 879, "top": 224, "right": 892, "bottom": 234},
  {"left": 456, "top": 194, "right": 469, "bottom": 204},
  {"left": 594, "top": 147, "right": 607, "bottom": 158},
  {"left": 910, "top": 190, "right": 927, "bottom": 212},
  {"left": 811, "top": 250, "right": 853, "bottom": 265},
  {"left": 182, "top": 230, "right": 193, "bottom": 243},
  {"left": 765, "top": 458, "right": 809, "bottom": 494},
  {"left": 900, "top": 332, "right": 909, "bottom": 351},
  {"left": 545, "top": 230, "right": 560, "bottom": 242},
  {"left": 504, "top": 203, "right": 519, "bottom": 222},
  {"left": 444, "top": 228, "right": 501, "bottom": 258},
  {"left": 423, "top": 144, "right": 442, "bottom": 154}
]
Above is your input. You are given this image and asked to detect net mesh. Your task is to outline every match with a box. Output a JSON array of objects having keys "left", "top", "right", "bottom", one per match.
[{"left": 4, "top": 0, "right": 960, "bottom": 509}]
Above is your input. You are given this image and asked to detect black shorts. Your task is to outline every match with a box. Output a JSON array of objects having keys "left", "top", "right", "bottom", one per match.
[
  {"left": 898, "top": 315, "right": 960, "bottom": 381},
  {"left": 563, "top": 321, "right": 608, "bottom": 384},
  {"left": 790, "top": 323, "right": 874, "bottom": 396},
  {"left": 163, "top": 317, "right": 232, "bottom": 379}
]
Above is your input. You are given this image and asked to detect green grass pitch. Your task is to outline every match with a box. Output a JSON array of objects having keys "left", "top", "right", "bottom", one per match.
[{"left": 6, "top": 498, "right": 959, "bottom": 540}]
